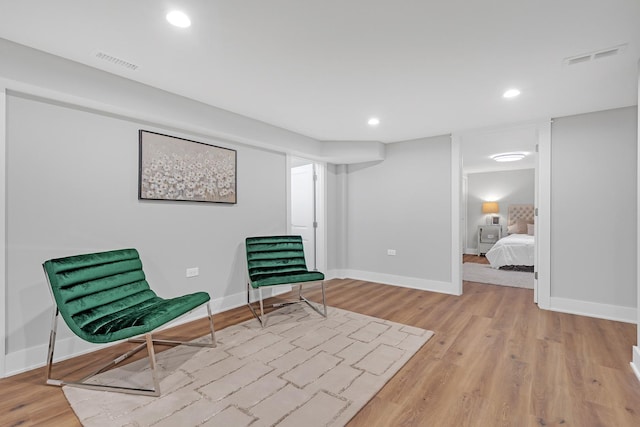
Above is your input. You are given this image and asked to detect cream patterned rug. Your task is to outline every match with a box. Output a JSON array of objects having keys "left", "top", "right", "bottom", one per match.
[
  {"left": 63, "top": 305, "right": 433, "bottom": 426},
  {"left": 463, "top": 262, "right": 534, "bottom": 289}
]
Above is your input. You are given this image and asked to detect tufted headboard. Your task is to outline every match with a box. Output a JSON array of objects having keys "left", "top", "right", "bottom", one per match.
[{"left": 507, "top": 204, "right": 534, "bottom": 234}]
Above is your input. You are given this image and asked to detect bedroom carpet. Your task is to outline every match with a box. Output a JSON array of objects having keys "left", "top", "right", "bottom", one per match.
[
  {"left": 463, "top": 262, "right": 534, "bottom": 289},
  {"left": 63, "top": 304, "right": 433, "bottom": 427}
]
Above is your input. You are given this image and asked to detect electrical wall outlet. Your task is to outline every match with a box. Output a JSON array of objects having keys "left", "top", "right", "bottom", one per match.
[
  {"left": 387, "top": 249, "right": 396, "bottom": 256},
  {"left": 186, "top": 267, "right": 199, "bottom": 278}
]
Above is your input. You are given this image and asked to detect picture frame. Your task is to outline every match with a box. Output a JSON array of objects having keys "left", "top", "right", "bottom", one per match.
[
  {"left": 491, "top": 216, "right": 500, "bottom": 225},
  {"left": 138, "top": 130, "right": 237, "bottom": 204}
]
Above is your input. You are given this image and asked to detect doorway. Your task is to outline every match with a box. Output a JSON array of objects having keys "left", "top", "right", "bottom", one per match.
[
  {"left": 289, "top": 156, "right": 326, "bottom": 272},
  {"left": 457, "top": 122, "right": 547, "bottom": 302}
]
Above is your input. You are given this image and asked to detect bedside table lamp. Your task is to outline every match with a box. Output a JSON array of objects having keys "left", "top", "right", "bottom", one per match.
[{"left": 482, "top": 201, "right": 499, "bottom": 224}]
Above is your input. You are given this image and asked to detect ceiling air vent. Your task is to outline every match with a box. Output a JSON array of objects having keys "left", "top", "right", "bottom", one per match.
[
  {"left": 566, "top": 54, "right": 591, "bottom": 66},
  {"left": 94, "top": 51, "right": 139, "bottom": 71},
  {"left": 564, "top": 43, "right": 627, "bottom": 66},
  {"left": 593, "top": 47, "right": 621, "bottom": 60}
]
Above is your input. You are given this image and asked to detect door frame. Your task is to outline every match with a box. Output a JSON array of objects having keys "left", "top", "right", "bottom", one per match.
[
  {"left": 452, "top": 120, "right": 551, "bottom": 305},
  {"left": 451, "top": 135, "right": 463, "bottom": 295},
  {"left": 0, "top": 86, "right": 7, "bottom": 377},
  {"left": 536, "top": 121, "right": 552, "bottom": 309}
]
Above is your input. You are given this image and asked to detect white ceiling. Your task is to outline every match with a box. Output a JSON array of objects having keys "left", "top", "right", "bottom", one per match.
[
  {"left": 460, "top": 124, "right": 537, "bottom": 174},
  {"left": 0, "top": 0, "right": 638, "bottom": 145}
]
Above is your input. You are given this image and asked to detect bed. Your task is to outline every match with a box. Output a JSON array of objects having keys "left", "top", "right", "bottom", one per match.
[{"left": 485, "top": 204, "right": 535, "bottom": 269}]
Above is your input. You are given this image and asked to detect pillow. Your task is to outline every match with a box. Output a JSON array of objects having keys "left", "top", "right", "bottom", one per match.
[
  {"left": 517, "top": 219, "right": 529, "bottom": 232},
  {"left": 527, "top": 223, "right": 535, "bottom": 235},
  {"left": 507, "top": 219, "right": 529, "bottom": 234}
]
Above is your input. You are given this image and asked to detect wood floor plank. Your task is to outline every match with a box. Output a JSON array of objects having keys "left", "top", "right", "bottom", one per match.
[
  {"left": 530, "top": 338, "right": 576, "bottom": 425},
  {"left": 1, "top": 278, "right": 639, "bottom": 426}
]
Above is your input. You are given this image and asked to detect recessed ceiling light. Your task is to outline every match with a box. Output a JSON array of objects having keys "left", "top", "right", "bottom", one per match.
[
  {"left": 503, "top": 88, "right": 521, "bottom": 98},
  {"left": 166, "top": 10, "right": 191, "bottom": 28},
  {"left": 368, "top": 117, "right": 380, "bottom": 126},
  {"left": 491, "top": 152, "right": 526, "bottom": 162}
]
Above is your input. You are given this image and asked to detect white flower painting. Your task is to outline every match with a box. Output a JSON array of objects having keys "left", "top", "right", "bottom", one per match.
[{"left": 139, "top": 131, "right": 236, "bottom": 204}]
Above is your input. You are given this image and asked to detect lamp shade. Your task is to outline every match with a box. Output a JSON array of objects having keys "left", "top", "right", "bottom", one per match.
[{"left": 482, "top": 202, "right": 499, "bottom": 214}]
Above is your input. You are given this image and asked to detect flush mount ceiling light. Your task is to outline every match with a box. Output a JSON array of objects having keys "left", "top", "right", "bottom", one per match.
[
  {"left": 166, "top": 10, "right": 191, "bottom": 28},
  {"left": 368, "top": 117, "right": 380, "bottom": 126},
  {"left": 491, "top": 152, "right": 526, "bottom": 162},
  {"left": 503, "top": 88, "right": 521, "bottom": 98}
]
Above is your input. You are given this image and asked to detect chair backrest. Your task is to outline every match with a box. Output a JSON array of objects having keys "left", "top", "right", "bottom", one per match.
[
  {"left": 245, "top": 235, "right": 310, "bottom": 283},
  {"left": 43, "top": 248, "right": 156, "bottom": 343}
]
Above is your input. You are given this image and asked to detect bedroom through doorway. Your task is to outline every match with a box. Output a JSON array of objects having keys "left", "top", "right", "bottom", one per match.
[{"left": 459, "top": 124, "right": 539, "bottom": 296}]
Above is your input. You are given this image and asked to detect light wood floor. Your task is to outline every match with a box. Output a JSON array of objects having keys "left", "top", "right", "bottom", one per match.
[{"left": 2, "top": 277, "right": 639, "bottom": 426}]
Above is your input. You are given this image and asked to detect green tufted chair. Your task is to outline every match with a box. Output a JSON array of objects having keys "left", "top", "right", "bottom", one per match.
[
  {"left": 246, "top": 235, "right": 327, "bottom": 327},
  {"left": 43, "top": 248, "right": 216, "bottom": 396}
]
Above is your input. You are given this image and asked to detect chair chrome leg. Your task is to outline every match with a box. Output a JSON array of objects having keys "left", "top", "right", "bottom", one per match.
[
  {"left": 47, "top": 323, "right": 162, "bottom": 396},
  {"left": 127, "top": 302, "right": 216, "bottom": 348},
  {"left": 46, "top": 300, "right": 217, "bottom": 396},
  {"left": 206, "top": 303, "right": 217, "bottom": 347},
  {"left": 247, "top": 280, "right": 251, "bottom": 305},
  {"left": 321, "top": 281, "right": 327, "bottom": 317},
  {"left": 146, "top": 333, "right": 161, "bottom": 394},
  {"left": 259, "top": 287, "right": 266, "bottom": 327},
  {"left": 45, "top": 307, "right": 59, "bottom": 384},
  {"left": 78, "top": 341, "right": 149, "bottom": 380},
  {"left": 247, "top": 281, "right": 327, "bottom": 327},
  {"left": 247, "top": 282, "right": 265, "bottom": 327},
  {"left": 299, "top": 281, "right": 328, "bottom": 319}
]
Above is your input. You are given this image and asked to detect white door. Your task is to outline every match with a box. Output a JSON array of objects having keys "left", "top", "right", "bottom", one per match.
[{"left": 290, "top": 162, "right": 316, "bottom": 270}]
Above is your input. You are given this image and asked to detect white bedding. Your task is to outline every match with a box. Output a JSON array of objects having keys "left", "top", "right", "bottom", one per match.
[{"left": 485, "top": 233, "right": 534, "bottom": 269}]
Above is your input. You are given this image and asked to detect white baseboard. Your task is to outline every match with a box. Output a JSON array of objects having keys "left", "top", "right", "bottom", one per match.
[
  {"left": 548, "top": 296, "right": 637, "bottom": 324},
  {"left": 326, "top": 271, "right": 638, "bottom": 325},
  {"left": 465, "top": 248, "right": 479, "bottom": 255},
  {"left": 3, "top": 286, "right": 291, "bottom": 378},
  {"left": 326, "top": 269, "right": 347, "bottom": 280},
  {"left": 330, "top": 269, "right": 457, "bottom": 295},
  {"left": 13, "top": 280, "right": 634, "bottom": 376},
  {"left": 631, "top": 345, "right": 640, "bottom": 381},
  {"left": 631, "top": 346, "right": 640, "bottom": 383}
]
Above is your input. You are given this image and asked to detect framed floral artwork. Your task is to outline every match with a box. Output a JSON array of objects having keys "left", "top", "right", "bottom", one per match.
[{"left": 138, "top": 130, "right": 237, "bottom": 204}]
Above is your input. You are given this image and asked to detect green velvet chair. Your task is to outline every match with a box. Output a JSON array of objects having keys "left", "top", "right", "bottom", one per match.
[
  {"left": 246, "top": 235, "right": 326, "bottom": 327},
  {"left": 43, "top": 248, "right": 216, "bottom": 396}
]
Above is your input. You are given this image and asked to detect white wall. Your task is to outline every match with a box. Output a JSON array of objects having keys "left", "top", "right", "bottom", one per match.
[
  {"left": 342, "top": 136, "right": 454, "bottom": 293},
  {"left": 465, "top": 169, "right": 535, "bottom": 251},
  {"left": 326, "top": 164, "right": 347, "bottom": 272},
  {"left": 4, "top": 92, "right": 287, "bottom": 372},
  {"left": 0, "top": 38, "right": 385, "bottom": 165},
  {"left": 0, "top": 38, "right": 321, "bottom": 159},
  {"left": 0, "top": 37, "right": 383, "bottom": 375},
  {"left": 550, "top": 106, "right": 637, "bottom": 320}
]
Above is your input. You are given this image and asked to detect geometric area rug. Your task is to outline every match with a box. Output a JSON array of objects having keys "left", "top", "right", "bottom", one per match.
[{"left": 63, "top": 305, "right": 434, "bottom": 427}]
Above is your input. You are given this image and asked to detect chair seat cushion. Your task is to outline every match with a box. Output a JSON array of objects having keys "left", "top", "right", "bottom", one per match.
[
  {"left": 250, "top": 271, "right": 325, "bottom": 288},
  {"left": 75, "top": 291, "right": 211, "bottom": 343}
]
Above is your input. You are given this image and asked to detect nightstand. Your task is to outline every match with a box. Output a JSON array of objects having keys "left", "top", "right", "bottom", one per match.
[{"left": 477, "top": 225, "right": 502, "bottom": 255}]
